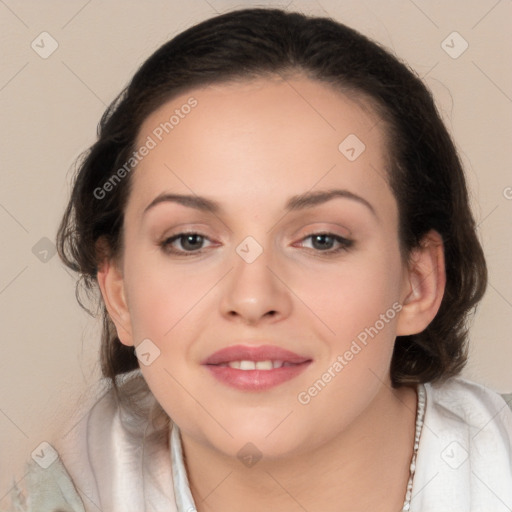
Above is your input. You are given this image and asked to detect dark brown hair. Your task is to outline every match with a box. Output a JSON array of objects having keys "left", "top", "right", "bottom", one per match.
[{"left": 57, "top": 7, "right": 487, "bottom": 390}]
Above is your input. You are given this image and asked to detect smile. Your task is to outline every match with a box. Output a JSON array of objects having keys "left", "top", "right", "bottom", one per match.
[{"left": 201, "top": 343, "right": 312, "bottom": 391}]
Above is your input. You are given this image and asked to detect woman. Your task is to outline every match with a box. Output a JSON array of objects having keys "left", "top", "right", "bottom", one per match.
[{"left": 5, "top": 7, "right": 511, "bottom": 512}]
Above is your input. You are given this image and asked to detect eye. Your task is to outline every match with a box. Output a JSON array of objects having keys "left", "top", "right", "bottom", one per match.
[
  {"left": 159, "top": 231, "right": 353, "bottom": 257},
  {"left": 297, "top": 232, "right": 353, "bottom": 255},
  {"left": 160, "top": 232, "right": 214, "bottom": 256}
]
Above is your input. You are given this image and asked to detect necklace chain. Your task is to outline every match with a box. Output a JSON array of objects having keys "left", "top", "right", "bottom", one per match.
[{"left": 402, "top": 383, "right": 426, "bottom": 511}]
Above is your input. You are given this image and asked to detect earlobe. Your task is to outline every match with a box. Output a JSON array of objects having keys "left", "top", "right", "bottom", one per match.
[
  {"left": 396, "top": 230, "right": 446, "bottom": 336},
  {"left": 97, "top": 257, "right": 134, "bottom": 347}
]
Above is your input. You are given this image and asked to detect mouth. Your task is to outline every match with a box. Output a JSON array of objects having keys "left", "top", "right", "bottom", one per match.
[{"left": 201, "top": 344, "right": 312, "bottom": 391}]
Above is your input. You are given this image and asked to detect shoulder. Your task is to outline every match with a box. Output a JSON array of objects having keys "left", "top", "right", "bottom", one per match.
[
  {"left": 411, "top": 377, "right": 512, "bottom": 509},
  {"left": 2, "top": 372, "right": 175, "bottom": 512},
  {"left": 0, "top": 379, "right": 114, "bottom": 512},
  {"left": 423, "top": 375, "right": 512, "bottom": 447},
  {"left": 60, "top": 371, "right": 176, "bottom": 510},
  {"left": 425, "top": 375, "right": 512, "bottom": 424}
]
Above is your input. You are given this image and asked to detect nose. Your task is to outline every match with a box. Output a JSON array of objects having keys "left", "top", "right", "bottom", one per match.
[{"left": 219, "top": 242, "right": 293, "bottom": 326}]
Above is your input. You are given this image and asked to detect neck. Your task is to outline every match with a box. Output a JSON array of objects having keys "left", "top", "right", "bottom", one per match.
[{"left": 180, "top": 383, "right": 417, "bottom": 512}]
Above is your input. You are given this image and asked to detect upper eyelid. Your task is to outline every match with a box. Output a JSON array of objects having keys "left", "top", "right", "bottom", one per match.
[
  {"left": 162, "top": 228, "right": 352, "bottom": 240},
  {"left": 159, "top": 220, "right": 352, "bottom": 238}
]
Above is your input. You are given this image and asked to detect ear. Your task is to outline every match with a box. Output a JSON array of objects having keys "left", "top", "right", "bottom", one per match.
[
  {"left": 396, "top": 229, "right": 446, "bottom": 336},
  {"left": 97, "top": 254, "right": 134, "bottom": 347}
]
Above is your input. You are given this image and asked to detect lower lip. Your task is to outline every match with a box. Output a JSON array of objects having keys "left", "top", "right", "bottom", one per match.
[{"left": 203, "top": 362, "right": 311, "bottom": 391}]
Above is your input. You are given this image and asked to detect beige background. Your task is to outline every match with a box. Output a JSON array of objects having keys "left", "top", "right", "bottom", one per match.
[{"left": 1, "top": 0, "right": 511, "bottom": 499}]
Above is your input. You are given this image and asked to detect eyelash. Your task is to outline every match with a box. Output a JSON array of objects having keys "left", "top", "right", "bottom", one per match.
[{"left": 159, "top": 231, "right": 353, "bottom": 257}]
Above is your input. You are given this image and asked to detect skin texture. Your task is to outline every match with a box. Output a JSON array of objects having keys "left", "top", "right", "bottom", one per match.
[{"left": 98, "top": 75, "right": 445, "bottom": 512}]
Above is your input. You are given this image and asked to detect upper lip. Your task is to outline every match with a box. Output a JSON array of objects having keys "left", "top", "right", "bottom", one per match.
[{"left": 201, "top": 344, "right": 312, "bottom": 365}]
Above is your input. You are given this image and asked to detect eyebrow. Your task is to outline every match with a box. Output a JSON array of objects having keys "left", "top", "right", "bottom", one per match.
[{"left": 143, "top": 188, "right": 377, "bottom": 218}]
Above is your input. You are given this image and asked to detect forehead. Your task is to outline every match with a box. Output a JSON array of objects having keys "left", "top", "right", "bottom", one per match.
[{"left": 130, "top": 75, "right": 394, "bottom": 218}]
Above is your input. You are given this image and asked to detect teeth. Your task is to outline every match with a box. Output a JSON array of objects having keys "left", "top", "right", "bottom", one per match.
[
  {"left": 240, "top": 360, "right": 256, "bottom": 370},
  {"left": 226, "top": 360, "right": 289, "bottom": 370},
  {"left": 256, "top": 360, "right": 273, "bottom": 370}
]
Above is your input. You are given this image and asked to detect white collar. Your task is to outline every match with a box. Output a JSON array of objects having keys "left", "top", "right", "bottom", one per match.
[
  {"left": 13, "top": 376, "right": 510, "bottom": 511},
  {"left": 170, "top": 422, "right": 196, "bottom": 512}
]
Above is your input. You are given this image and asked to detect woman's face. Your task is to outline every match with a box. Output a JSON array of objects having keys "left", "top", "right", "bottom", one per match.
[{"left": 109, "top": 76, "right": 414, "bottom": 459}]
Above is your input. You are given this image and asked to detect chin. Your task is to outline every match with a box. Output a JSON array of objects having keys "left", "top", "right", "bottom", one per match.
[{"left": 200, "top": 420, "right": 305, "bottom": 460}]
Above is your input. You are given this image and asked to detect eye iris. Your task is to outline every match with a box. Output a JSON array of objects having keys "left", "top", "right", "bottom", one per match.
[
  {"left": 312, "top": 234, "right": 334, "bottom": 250},
  {"left": 182, "top": 234, "right": 203, "bottom": 251}
]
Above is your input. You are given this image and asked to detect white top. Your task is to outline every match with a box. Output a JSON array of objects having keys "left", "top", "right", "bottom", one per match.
[{"left": 4, "top": 374, "right": 512, "bottom": 512}]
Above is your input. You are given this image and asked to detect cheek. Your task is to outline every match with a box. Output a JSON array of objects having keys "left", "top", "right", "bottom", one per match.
[
  {"left": 299, "top": 248, "right": 403, "bottom": 341},
  {"left": 292, "top": 252, "right": 404, "bottom": 432},
  {"left": 123, "top": 250, "right": 207, "bottom": 340},
  {"left": 121, "top": 255, "right": 210, "bottom": 424}
]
